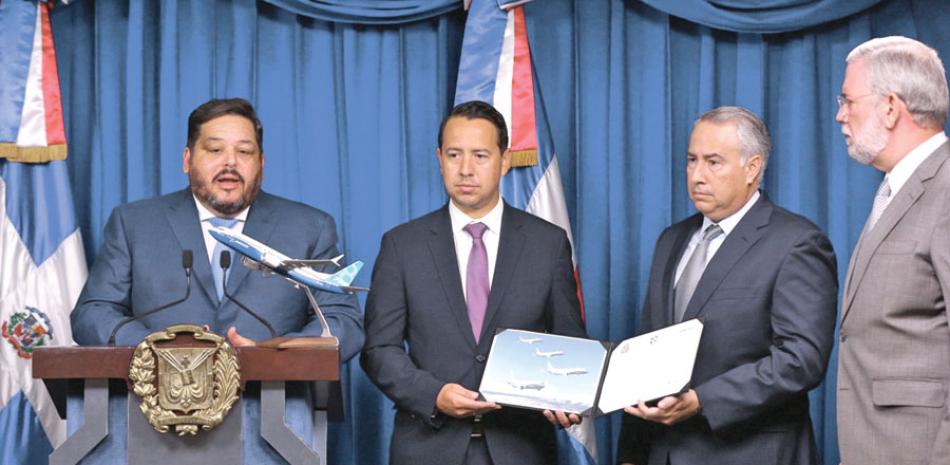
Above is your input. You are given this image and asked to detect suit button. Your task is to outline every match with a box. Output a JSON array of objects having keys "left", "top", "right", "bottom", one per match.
[
  {"left": 475, "top": 355, "right": 486, "bottom": 363},
  {"left": 840, "top": 333, "right": 847, "bottom": 343}
]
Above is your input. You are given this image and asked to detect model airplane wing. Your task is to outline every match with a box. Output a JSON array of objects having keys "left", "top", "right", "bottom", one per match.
[{"left": 280, "top": 255, "right": 344, "bottom": 270}]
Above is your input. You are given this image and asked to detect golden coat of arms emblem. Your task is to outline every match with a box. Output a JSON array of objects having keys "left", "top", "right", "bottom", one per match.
[{"left": 129, "top": 324, "right": 241, "bottom": 436}]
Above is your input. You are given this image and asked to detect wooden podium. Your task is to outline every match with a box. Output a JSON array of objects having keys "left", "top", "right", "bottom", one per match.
[{"left": 32, "top": 343, "right": 339, "bottom": 465}]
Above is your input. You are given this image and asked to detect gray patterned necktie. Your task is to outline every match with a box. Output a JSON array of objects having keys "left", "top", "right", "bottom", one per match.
[
  {"left": 868, "top": 178, "right": 891, "bottom": 230},
  {"left": 674, "top": 224, "right": 724, "bottom": 322}
]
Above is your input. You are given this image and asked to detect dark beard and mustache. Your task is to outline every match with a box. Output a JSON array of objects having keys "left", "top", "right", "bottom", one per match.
[{"left": 190, "top": 167, "right": 262, "bottom": 215}]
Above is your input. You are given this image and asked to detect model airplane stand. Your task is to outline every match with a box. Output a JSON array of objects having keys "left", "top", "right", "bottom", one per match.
[{"left": 32, "top": 339, "right": 340, "bottom": 465}]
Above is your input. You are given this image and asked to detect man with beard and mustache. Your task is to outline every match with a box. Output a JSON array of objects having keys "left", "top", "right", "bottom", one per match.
[
  {"left": 835, "top": 37, "right": 950, "bottom": 465},
  {"left": 70, "top": 98, "right": 363, "bottom": 463}
]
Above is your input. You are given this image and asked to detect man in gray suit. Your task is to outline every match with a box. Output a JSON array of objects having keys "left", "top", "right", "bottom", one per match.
[
  {"left": 836, "top": 36, "right": 950, "bottom": 465},
  {"left": 617, "top": 107, "right": 838, "bottom": 465},
  {"left": 361, "top": 101, "right": 587, "bottom": 465}
]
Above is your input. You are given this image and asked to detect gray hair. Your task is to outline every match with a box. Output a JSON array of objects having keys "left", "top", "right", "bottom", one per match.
[
  {"left": 847, "top": 36, "right": 949, "bottom": 129},
  {"left": 694, "top": 106, "right": 771, "bottom": 183}
]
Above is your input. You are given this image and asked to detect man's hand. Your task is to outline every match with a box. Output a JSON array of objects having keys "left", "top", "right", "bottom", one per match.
[
  {"left": 543, "top": 409, "right": 583, "bottom": 428},
  {"left": 623, "top": 389, "right": 701, "bottom": 426},
  {"left": 435, "top": 383, "right": 500, "bottom": 418},
  {"left": 227, "top": 326, "right": 257, "bottom": 347}
]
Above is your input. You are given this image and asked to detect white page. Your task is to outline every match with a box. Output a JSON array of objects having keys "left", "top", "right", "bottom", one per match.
[{"left": 597, "top": 319, "right": 704, "bottom": 414}]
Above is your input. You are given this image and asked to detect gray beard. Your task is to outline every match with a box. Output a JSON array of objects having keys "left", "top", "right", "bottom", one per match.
[{"left": 846, "top": 116, "right": 887, "bottom": 165}]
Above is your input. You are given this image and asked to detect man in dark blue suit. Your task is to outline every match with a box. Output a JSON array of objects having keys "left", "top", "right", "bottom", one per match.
[
  {"left": 71, "top": 98, "right": 363, "bottom": 356},
  {"left": 70, "top": 98, "right": 363, "bottom": 463},
  {"left": 361, "top": 101, "right": 587, "bottom": 465},
  {"left": 617, "top": 107, "right": 837, "bottom": 465}
]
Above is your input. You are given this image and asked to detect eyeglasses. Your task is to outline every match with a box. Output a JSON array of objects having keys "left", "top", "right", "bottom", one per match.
[{"left": 836, "top": 93, "right": 876, "bottom": 115}]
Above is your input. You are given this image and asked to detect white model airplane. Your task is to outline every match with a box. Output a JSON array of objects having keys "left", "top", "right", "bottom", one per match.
[
  {"left": 534, "top": 348, "right": 564, "bottom": 358},
  {"left": 208, "top": 226, "right": 368, "bottom": 295},
  {"left": 209, "top": 226, "right": 368, "bottom": 340},
  {"left": 545, "top": 360, "right": 588, "bottom": 376},
  {"left": 519, "top": 336, "right": 542, "bottom": 344}
]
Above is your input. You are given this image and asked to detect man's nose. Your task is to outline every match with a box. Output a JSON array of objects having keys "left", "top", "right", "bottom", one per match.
[
  {"left": 459, "top": 153, "right": 474, "bottom": 174},
  {"left": 688, "top": 161, "right": 705, "bottom": 182},
  {"left": 835, "top": 105, "right": 847, "bottom": 123},
  {"left": 223, "top": 148, "right": 237, "bottom": 166}
]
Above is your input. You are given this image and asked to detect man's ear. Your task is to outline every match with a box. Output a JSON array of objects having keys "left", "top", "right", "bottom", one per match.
[
  {"left": 883, "top": 93, "right": 902, "bottom": 129},
  {"left": 500, "top": 149, "right": 512, "bottom": 176},
  {"left": 436, "top": 147, "right": 445, "bottom": 174},
  {"left": 745, "top": 154, "right": 762, "bottom": 185},
  {"left": 182, "top": 147, "right": 191, "bottom": 173}
]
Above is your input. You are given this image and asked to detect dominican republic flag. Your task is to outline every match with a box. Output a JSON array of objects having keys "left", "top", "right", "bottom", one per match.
[
  {"left": 454, "top": 1, "right": 596, "bottom": 463},
  {"left": 0, "top": 1, "right": 87, "bottom": 463}
]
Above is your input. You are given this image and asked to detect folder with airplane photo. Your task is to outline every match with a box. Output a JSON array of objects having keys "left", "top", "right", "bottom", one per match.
[{"left": 478, "top": 319, "right": 704, "bottom": 416}]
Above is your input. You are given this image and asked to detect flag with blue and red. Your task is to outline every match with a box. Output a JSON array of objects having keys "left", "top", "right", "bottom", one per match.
[{"left": 0, "top": 1, "right": 87, "bottom": 463}]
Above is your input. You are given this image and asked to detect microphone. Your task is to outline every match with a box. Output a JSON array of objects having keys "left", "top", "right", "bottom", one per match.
[
  {"left": 220, "top": 251, "right": 277, "bottom": 338},
  {"left": 108, "top": 250, "right": 194, "bottom": 346}
]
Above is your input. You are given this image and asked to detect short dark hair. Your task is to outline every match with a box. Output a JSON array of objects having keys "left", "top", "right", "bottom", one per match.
[
  {"left": 438, "top": 101, "right": 508, "bottom": 154},
  {"left": 186, "top": 98, "right": 264, "bottom": 151}
]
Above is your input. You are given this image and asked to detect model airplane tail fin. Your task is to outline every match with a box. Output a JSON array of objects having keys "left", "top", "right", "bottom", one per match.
[{"left": 327, "top": 261, "right": 363, "bottom": 286}]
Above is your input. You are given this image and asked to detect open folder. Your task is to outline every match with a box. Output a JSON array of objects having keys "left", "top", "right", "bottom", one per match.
[{"left": 478, "top": 319, "right": 704, "bottom": 416}]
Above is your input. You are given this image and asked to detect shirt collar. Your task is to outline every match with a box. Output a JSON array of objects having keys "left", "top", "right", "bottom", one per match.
[
  {"left": 701, "top": 190, "right": 760, "bottom": 237},
  {"left": 886, "top": 131, "right": 948, "bottom": 196},
  {"left": 193, "top": 195, "right": 250, "bottom": 223},
  {"left": 448, "top": 197, "right": 504, "bottom": 235}
]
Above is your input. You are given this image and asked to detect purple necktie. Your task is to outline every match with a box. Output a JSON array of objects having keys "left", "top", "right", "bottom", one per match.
[{"left": 464, "top": 222, "right": 489, "bottom": 343}]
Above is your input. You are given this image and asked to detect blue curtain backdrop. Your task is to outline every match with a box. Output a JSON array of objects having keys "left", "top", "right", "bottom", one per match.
[{"left": 47, "top": 0, "right": 950, "bottom": 464}]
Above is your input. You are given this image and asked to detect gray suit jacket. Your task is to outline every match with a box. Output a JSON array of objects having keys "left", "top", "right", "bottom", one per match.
[
  {"left": 618, "top": 194, "right": 838, "bottom": 465},
  {"left": 360, "top": 203, "right": 587, "bottom": 465},
  {"left": 71, "top": 188, "right": 364, "bottom": 361},
  {"left": 838, "top": 140, "right": 950, "bottom": 465}
]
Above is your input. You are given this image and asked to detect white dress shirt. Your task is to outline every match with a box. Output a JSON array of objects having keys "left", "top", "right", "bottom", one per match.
[
  {"left": 449, "top": 198, "right": 504, "bottom": 300},
  {"left": 878, "top": 131, "right": 949, "bottom": 211},
  {"left": 193, "top": 196, "right": 249, "bottom": 264},
  {"left": 674, "top": 190, "right": 761, "bottom": 285}
]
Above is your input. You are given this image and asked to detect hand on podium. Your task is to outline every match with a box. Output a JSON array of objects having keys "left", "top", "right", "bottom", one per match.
[{"left": 227, "top": 326, "right": 257, "bottom": 347}]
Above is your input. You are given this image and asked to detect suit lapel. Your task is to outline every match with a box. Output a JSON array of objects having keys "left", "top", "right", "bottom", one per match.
[
  {"left": 842, "top": 143, "right": 950, "bottom": 321},
  {"left": 682, "top": 196, "right": 771, "bottom": 321},
  {"left": 662, "top": 218, "right": 700, "bottom": 327},
  {"left": 226, "top": 193, "right": 278, "bottom": 297},
  {"left": 480, "top": 205, "right": 525, "bottom": 346},
  {"left": 426, "top": 206, "right": 478, "bottom": 349},
  {"left": 166, "top": 190, "right": 217, "bottom": 303}
]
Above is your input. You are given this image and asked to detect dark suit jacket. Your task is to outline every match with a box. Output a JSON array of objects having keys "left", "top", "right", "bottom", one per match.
[
  {"left": 360, "top": 203, "right": 587, "bottom": 465},
  {"left": 617, "top": 194, "right": 837, "bottom": 465},
  {"left": 71, "top": 188, "right": 364, "bottom": 361}
]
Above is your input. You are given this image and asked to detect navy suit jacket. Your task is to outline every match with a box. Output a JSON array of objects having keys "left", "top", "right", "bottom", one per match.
[
  {"left": 360, "top": 203, "right": 587, "bottom": 465},
  {"left": 617, "top": 195, "right": 837, "bottom": 465},
  {"left": 71, "top": 188, "right": 363, "bottom": 361}
]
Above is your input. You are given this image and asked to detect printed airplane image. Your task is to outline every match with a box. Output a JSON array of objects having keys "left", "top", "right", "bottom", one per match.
[
  {"left": 545, "top": 360, "right": 588, "bottom": 376},
  {"left": 479, "top": 329, "right": 606, "bottom": 414},
  {"left": 507, "top": 371, "right": 546, "bottom": 391},
  {"left": 534, "top": 348, "right": 564, "bottom": 358},
  {"left": 209, "top": 226, "right": 368, "bottom": 295}
]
